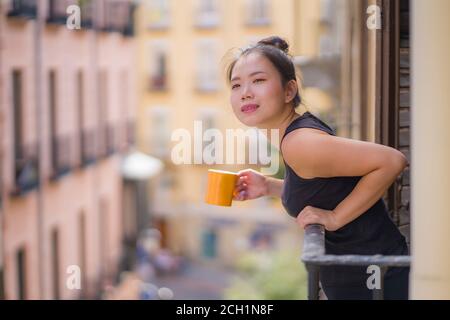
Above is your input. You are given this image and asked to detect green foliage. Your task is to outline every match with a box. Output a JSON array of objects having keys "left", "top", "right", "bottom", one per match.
[{"left": 224, "top": 249, "right": 307, "bottom": 300}]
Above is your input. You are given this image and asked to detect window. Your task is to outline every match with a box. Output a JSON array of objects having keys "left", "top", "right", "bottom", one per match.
[
  {"left": 12, "top": 70, "right": 23, "bottom": 161},
  {"left": 196, "top": 39, "right": 219, "bottom": 92},
  {"left": 0, "top": 265, "right": 4, "bottom": 299},
  {"left": 246, "top": 0, "right": 270, "bottom": 26},
  {"left": 120, "top": 70, "right": 129, "bottom": 149},
  {"left": 198, "top": 108, "right": 217, "bottom": 153},
  {"left": 12, "top": 69, "right": 38, "bottom": 192},
  {"left": 16, "top": 246, "right": 27, "bottom": 300},
  {"left": 78, "top": 212, "right": 87, "bottom": 298},
  {"left": 80, "top": 0, "right": 94, "bottom": 28},
  {"left": 51, "top": 228, "right": 60, "bottom": 299},
  {"left": 47, "top": 0, "right": 67, "bottom": 23},
  {"left": 148, "top": 40, "right": 169, "bottom": 91},
  {"left": 201, "top": 228, "right": 217, "bottom": 259},
  {"left": 98, "top": 199, "right": 108, "bottom": 279},
  {"left": 98, "top": 70, "right": 108, "bottom": 155},
  {"left": 49, "top": 70, "right": 58, "bottom": 171},
  {"left": 76, "top": 71, "right": 84, "bottom": 164},
  {"left": 195, "top": 0, "right": 220, "bottom": 28},
  {"left": 147, "top": 0, "right": 170, "bottom": 29},
  {"left": 148, "top": 107, "right": 170, "bottom": 157}
]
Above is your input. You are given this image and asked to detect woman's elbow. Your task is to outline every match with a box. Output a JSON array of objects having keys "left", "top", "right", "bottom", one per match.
[{"left": 390, "top": 150, "right": 408, "bottom": 174}]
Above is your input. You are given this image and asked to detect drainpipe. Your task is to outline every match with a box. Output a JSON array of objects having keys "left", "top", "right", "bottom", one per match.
[
  {"left": 34, "top": 0, "right": 45, "bottom": 299},
  {"left": 0, "top": 0, "right": 5, "bottom": 300}
]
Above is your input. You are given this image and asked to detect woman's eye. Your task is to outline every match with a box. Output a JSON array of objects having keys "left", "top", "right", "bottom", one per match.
[
  {"left": 254, "top": 79, "right": 265, "bottom": 83},
  {"left": 231, "top": 84, "right": 240, "bottom": 89}
]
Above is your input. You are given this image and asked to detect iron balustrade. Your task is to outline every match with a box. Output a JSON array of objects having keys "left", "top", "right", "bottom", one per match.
[
  {"left": 12, "top": 143, "right": 39, "bottom": 196},
  {"left": 7, "top": 0, "right": 37, "bottom": 19},
  {"left": 301, "top": 224, "right": 410, "bottom": 300}
]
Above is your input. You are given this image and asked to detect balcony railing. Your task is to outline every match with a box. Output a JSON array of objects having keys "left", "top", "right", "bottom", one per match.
[
  {"left": 50, "top": 135, "right": 73, "bottom": 180},
  {"left": 301, "top": 224, "right": 411, "bottom": 300},
  {"left": 12, "top": 143, "right": 39, "bottom": 196},
  {"left": 122, "top": 3, "right": 135, "bottom": 37},
  {"left": 100, "top": 1, "right": 135, "bottom": 36},
  {"left": 46, "top": 0, "right": 69, "bottom": 25},
  {"left": 81, "top": 129, "right": 97, "bottom": 167},
  {"left": 80, "top": 0, "right": 94, "bottom": 29},
  {"left": 7, "top": 0, "right": 37, "bottom": 19}
]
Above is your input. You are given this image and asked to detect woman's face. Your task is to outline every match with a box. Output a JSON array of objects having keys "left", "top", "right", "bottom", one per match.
[{"left": 229, "top": 52, "right": 287, "bottom": 128}]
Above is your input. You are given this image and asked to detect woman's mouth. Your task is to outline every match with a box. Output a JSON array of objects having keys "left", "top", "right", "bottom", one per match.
[{"left": 241, "top": 104, "right": 259, "bottom": 114}]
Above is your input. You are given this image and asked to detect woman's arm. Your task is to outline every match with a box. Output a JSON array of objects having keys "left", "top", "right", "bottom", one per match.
[
  {"left": 264, "top": 176, "right": 284, "bottom": 198},
  {"left": 282, "top": 129, "right": 407, "bottom": 231}
]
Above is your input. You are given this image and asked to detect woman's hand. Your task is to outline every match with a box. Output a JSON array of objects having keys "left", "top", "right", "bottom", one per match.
[
  {"left": 296, "top": 206, "right": 341, "bottom": 232},
  {"left": 233, "top": 169, "right": 268, "bottom": 201}
]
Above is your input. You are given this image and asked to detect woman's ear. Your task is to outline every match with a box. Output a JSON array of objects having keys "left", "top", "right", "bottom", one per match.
[{"left": 285, "top": 80, "right": 298, "bottom": 104}]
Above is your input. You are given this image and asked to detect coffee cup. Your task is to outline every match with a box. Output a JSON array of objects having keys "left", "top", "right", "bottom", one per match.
[{"left": 204, "top": 169, "right": 238, "bottom": 207}]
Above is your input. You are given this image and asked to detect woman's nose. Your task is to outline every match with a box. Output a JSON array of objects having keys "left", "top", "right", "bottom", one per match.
[{"left": 241, "top": 84, "right": 253, "bottom": 100}]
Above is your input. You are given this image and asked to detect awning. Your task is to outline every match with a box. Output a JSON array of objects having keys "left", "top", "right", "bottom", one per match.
[{"left": 121, "top": 150, "right": 164, "bottom": 181}]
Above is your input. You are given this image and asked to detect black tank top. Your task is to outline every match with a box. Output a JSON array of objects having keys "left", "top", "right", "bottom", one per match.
[{"left": 281, "top": 111, "right": 407, "bottom": 287}]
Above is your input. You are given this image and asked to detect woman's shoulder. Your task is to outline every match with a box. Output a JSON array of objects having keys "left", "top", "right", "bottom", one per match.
[{"left": 281, "top": 129, "right": 331, "bottom": 180}]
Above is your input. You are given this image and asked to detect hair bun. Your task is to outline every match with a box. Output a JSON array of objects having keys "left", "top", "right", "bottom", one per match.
[{"left": 257, "top": 36, "right": 290, "bottom": 54}]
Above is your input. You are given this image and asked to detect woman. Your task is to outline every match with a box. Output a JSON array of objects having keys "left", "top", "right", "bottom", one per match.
[{"left": 228, "top": 36, "right": 410, "bottom": 300}]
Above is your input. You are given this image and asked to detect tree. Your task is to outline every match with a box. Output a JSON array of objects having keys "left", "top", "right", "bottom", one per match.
[{"left": 224, "top": 249, "right": 307, "bottom": 300}]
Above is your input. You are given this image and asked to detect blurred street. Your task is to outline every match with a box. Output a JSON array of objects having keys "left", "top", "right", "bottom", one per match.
[
  {"left": 151, "top": 261, "right": 233, "bottom": 300},
  {"left": 106, "top": 259, "right": 234, "bottom": 300}
]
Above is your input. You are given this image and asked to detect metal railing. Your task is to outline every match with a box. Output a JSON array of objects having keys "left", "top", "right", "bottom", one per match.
[
  {"left": 12, "top": 143, "right": 39, "bottom": 196},
  {"left": 301, "top": 224, "right": 410, "bottom": 300},
  {"left": 7, "top": 0, "right": 37, "bottom": 19}
]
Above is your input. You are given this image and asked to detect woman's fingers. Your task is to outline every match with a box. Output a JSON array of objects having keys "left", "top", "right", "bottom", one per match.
[{"left": 233, "top": 190, "right": 247, "bottom": 201}]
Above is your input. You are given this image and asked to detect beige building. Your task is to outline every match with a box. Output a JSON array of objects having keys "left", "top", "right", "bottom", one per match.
[
  {"left": 138, "top": 0, "right": 450, "bottom": 299},
  {"left": 0, "top": 0, "right": 137, "bottom": 299}
]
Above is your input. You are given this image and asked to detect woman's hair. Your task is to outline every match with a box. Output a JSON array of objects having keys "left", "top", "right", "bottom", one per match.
[{"left": 226, "top": 36, "right": 302, "bottom": 108}]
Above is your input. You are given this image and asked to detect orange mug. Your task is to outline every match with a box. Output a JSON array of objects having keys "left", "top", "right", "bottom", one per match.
[{"left": 205, "top": 169, "right": 238, "bottom": 207}]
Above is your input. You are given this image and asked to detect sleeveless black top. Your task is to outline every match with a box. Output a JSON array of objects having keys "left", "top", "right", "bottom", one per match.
[{"left": 281, "top": 111, "right": 408, "bottom": 287}]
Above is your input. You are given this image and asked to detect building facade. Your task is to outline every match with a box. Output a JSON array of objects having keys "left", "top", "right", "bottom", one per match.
[{"left": 0, "top": 0, "right": 137, "bottom": 299}]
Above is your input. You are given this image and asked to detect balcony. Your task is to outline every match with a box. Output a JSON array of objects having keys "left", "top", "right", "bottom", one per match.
[
  {"left": 50, "top": 136, "right": 73, "bottom": 180},
  {"left": 301, "top": 224, "right": 410, "bottom": 300},
  {"left": 11, "top": 143, "right": 39, "bottom": 196},
  {"left": 7, "top": 0, "right": 37, "bottom": 19},
  {"left": 100, "top": 1, "right": 135, "bottom": 37},
  {"left": 81, "top": 129, "right": 97, "bottom": 167},
  {"left": 46, "top": 0, "right": 69, "bottom": 25},
  {"left": 80, "top": 0, "right": 94, "bottom": 29},
  {"left": 122, "top": 4, "right": 136, "bottom": 37}
]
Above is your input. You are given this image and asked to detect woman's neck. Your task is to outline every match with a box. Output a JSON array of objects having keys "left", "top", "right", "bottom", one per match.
[{"left": 258, "top": 108, "right": 301, "bottom": 149}]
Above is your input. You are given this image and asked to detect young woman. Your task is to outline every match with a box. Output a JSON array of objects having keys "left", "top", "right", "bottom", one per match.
[{"left": 228, "top": 36, "right": 410, "bottom": 300}]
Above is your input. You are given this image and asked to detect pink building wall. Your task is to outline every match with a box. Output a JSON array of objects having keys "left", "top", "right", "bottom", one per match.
[{"left": 0, "top": 0, "right": 137, "bottom": 300}]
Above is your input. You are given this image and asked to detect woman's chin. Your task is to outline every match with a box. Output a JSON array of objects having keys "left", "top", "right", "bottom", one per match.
[{"left": 238, "top": 114, "right": 262, "bottom": 127}]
